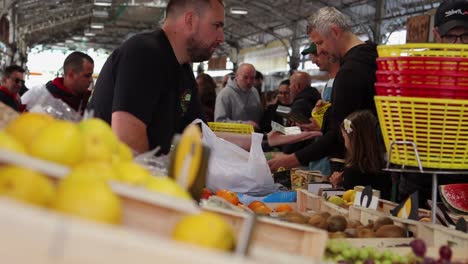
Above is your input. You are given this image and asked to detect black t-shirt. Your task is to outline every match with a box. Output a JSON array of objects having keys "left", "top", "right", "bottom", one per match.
[
  {"left": 295, "top": 42, "right": 378, "bottom": 165},
  {"left": 88, "top": 29, "right": 203, "bottom": 154},
  {"left": 341, "top": 167, "right": 392, "bottom": 200},
  {"left": 0, "top": 90, "right": 20, "bottom": 112}
]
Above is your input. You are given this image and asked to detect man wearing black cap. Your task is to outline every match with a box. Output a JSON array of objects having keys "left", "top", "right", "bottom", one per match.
[
  {"left": 433, "top": 0, "right": 468, "bottom": 44},
  {"left": 301, "top": 43, "right": 339, "bottom": 103}
]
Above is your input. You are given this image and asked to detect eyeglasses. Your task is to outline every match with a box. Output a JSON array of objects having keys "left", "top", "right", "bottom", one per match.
[
  {"left": 442, "top": 33, "right": 468, "bottom": 44},
  {"left": 13, "top": 78, "right": 25, "bottom": 85}
]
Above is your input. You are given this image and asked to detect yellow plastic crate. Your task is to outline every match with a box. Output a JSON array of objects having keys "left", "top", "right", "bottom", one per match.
[
  {"left": 375, "top": 96, "right": 468, "bottom": 170},
  {"left": 377, "top": 43, "right": 468, "bottom": 58},
  {"left": 311, "top": 103, "right": 331, "bottom": 128},
  {"left": 207, "top": 122, "right": 254, "bottom": 134}
]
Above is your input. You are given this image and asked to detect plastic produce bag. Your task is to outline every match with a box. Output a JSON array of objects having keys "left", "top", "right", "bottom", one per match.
[
  {"left": 194, "top": 119, "right": 277, "bottom": 196},
  {"left": 22, "top": 85, "right": 82, "bottom": 122}
]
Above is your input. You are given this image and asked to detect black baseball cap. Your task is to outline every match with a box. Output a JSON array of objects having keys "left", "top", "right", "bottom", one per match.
[
  {"left": 301, "top": 43, "right": 317, "bottom": 55},
  {"left": 434, "top": 0, "right": 468, "bottom": 36}
]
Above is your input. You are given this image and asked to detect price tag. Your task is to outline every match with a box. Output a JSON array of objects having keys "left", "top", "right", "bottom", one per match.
[
  {"left": 455, "top": 218, "right": 467, "bottom": 233},
  {"left": 353, "top": 185, "right": 379, "bottom": 210},
  {"left": 391, "top": 191, "right": 419, "bottom": 220}
]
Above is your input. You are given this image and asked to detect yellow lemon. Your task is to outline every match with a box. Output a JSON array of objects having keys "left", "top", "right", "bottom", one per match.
[
  {"left": 5, "top": 112, "right": 54, "bottom": 146},
  {"left": 81, "top": 134, "right": 114, "bottom": 162},
  {"left": 79, "top": 118, "right": 118, "bottom": 162},
  {"left": 328, "top": 195, "right": 346, "bottom": 206},
  {"left": 112, "top": 141, "right": 133, "bottom": 163},
  {"left": 173, "top": 212, "right": 235, "bottom": 251},
  {"left": 0, "top": 131, "right": 27, "bottom": 153},
  {"left": 72, "top": 162, "right": 118, "bottom": 181},
  {"left": 0, "top": 166, "right": 55, "bottom": 207},
  {"left": 29, "top": 120, "right": 84, "bottom": 166},
  {"left": 114, "top": 161, "right": 152, "bottom": 185},
  {"left": 145, "top": 177, "right": 192, "bottom": 200},
  {"left": 342, "top": 189, "right": 357, "bottom": 203},
  {"left": 53, "top": 173, "right": 122, "bottom": 225}
]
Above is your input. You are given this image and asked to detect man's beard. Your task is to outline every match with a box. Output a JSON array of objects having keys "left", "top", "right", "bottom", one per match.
[{"left": 187, "top": 36, "right": 215, "bottom": 62}]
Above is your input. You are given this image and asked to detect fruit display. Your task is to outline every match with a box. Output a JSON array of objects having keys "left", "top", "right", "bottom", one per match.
[
  {"left": 172, "top": 211, "right": 236, "bottom": 251},
  {"left": 325, "top": 238, "right": 463, "bottom": 264},
  {"left": 440, "top": 184, "right": 468, "bottom": 214}
]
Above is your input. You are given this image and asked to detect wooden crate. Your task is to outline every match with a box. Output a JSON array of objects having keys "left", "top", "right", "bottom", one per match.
[
  {"left": 0, "top": 150, "right": 327, "bottom": 261},
  {"left": 0, "top": 198, "right": 323, "bottom": 264},
  {"left": 296, "top": 189, "right": 348, "bottom": 216},
  {"left": 297, "top": 189, "right": 468, "bottom": 261},
  {"left": 349, "top": 206, "right": 468, "bottom": 250},
  {"left": 202, "top": 205, "right": 327, "bottom": 259}
]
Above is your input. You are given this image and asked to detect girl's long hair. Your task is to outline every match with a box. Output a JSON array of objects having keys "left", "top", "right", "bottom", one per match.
[{"left": 342, "top": 110, "right": 385, "bottom": 174}]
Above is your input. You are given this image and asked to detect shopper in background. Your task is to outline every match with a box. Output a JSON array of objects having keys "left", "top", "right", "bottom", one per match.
[
  {"left": 254, "top": 70, "right": 265, "bottom": 108},
  {"left": 196, "top": 73, "right": 217, "bottom": 122},
  {"left": 0, "top": 65, "right": 26, "bottom": 112},
  {"left": 214, "top": 63, "right": 263, "bottom": 130},
  {"left": 288, "top": 71, "right": 321, "bottom": 123},
  {"left": 22, "top": 51, "right": 94, "bottom": 115},
  {"left": 268, "top": 7, "right": 378, "bottom": 171},
  {"left": 302, "top": 42, "right": 339, "bottom": 103},
  {"left": 88, "top": 0, "right": 225, "bottom": 154},
  {"left": 260, "top": 79, "right": 292, "bottom": 132},
  {"left": 329, "top": 110, "right": 391, "bottom": 199},
  {"left": 433, "top": 0, "right": 468, "bottom": 44}
]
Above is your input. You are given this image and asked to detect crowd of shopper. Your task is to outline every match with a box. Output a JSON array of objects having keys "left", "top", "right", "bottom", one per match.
[{"left": 1, "top": 0, "right": 466, "bottom": 205}]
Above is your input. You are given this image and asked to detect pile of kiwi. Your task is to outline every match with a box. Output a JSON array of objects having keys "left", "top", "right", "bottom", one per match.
[{"left": 280, "top": 212, "right": 408, "bottom": 239}]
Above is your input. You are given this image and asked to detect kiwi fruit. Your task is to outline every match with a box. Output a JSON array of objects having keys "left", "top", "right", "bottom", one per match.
[
  {"left": 281, "top": 212, "right": 309, "bottom": 224},
  {"left": 375, "top": 224, "right": 407, "bottom": 238},
  {"left": 327, "top": 215, "right": 348, "bottom": 232},
  {"left": 372, "top": 217, "right": 394, "bottom": 232},
  {"left": 357, "top": 227, "right": 376, "bottom": 238},
  {"left": 347, "top": 219, "right": 362, "bottom": 229},
  {"left": 319, "top": 212, "right": 331, "bottom": 220},
  {"left": 308, "top": 214, "right": 328, "bottom": 230},
  {"left": 329, "top": 231, "right": 349, "bottom": 239},
  {"left": 344, "top": 228, "right": 357, "bottom": 238}
]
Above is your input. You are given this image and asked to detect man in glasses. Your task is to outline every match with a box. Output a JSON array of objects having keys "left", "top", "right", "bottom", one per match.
[
  {"left": 22, "top": 51, "right": 94, "bottom": 115},
  {"left": 0, "top": 65, "right": 26, "bottom": 112},
  {"left": 433, "top": 0, "right": 467, "bottom": 44}
]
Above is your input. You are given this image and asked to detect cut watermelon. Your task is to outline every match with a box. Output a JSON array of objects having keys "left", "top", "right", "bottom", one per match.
[{"left": 440, "top": 184, "right": 468, "bottom": 215}]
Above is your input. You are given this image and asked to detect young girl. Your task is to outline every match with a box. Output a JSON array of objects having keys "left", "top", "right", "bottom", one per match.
[{"left": 329, "top": 110, "right": 392, "bottom": 200}]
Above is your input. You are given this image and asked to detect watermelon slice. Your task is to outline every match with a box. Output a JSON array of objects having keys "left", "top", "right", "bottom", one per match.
[{"left": 440, "top": 184, "right": 468, "bottom": 215}]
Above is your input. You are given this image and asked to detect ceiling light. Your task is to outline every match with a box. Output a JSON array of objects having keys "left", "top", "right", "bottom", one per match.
[
  {"left": 90, "top": 23, "right": 104, "bottom": 29},
  {"left": 230, "top": 7, "right": 248, "bottom": 15},
  {"left": 94, "top": 0, "right": 111, "bottom": 7},
  {"left": 93, "top": 10, "right": 109, "bottom": 18},
  {"left": 84, "top": 31, "right": 96, "bottom": 37}
]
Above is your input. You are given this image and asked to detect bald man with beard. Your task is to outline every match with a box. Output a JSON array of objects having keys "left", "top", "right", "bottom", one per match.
[
  {"left": 214, "top": 63, "right": 263, "bottom": 129},
  {"left": 289, "top": 71, "right": 321, "bottom": 124},
  {"left": 281, "top": 71, "right": 321, "bottom": 153}
]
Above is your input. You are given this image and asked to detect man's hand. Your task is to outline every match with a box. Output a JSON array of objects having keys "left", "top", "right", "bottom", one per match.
[
  {"left": 268, "top": 153, "right": 300, "bottom": 171},
  {"left": 329, "top": 171, "right": 343, "bottom": 188},
  {"left": 312, "top": 99, "right": 328, "bottom": 112},
  {"left": 297, "top": 118, "right": 321, "bottom": 132},
  {"left": 267, "top": 130, "right": 322, "bottom": 147}
]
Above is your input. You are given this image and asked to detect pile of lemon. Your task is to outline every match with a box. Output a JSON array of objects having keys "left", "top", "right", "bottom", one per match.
[
  {"left": 0, "top": 112, "right": 191, "bottom": 225},
  {"left": 0, "top": 113, "right": 237, "bottom": 252}
]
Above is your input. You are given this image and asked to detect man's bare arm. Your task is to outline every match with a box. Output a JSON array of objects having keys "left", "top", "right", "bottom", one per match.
[{"left": 112, "top": 111, "right": 149, "bottom": 154}]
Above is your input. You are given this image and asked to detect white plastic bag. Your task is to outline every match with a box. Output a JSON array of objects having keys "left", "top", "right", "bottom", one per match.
[{"left": 194, "top": 120, "right": 277, "bottom": 196}]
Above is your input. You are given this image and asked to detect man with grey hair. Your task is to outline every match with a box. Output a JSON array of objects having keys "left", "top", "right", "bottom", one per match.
[
  {"left": 215, "top": 63, "right": 263, "bottom": 129},
  {"left": 89, "top": 0, "right": 225, "bottom": 154},
  {"left": 269, "top": 7, "right": 378, "bottom": 171}
]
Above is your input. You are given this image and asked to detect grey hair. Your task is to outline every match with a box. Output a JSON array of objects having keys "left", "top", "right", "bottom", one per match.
[{"left": 307, "top": 7, "right": 352, "bottom": 36}]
